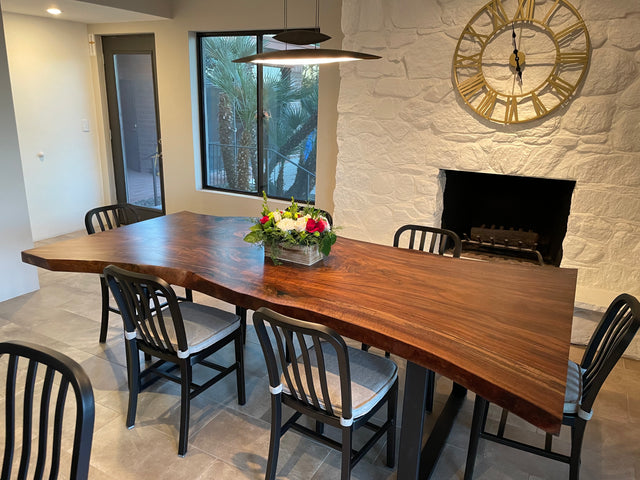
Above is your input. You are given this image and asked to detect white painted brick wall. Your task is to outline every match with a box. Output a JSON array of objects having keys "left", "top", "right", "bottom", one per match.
[{"left": 334, "top": 0, "right": 640, "bottom": 317}]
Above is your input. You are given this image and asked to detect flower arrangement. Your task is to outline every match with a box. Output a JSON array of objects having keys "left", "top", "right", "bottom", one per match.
[{"left": 244, "top": 192, "right": 337, "bottom": 263}]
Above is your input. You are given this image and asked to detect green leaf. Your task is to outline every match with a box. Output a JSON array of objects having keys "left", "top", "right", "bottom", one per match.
[{"left": 243, "top": 231, "right": 261, "bottom": 243}]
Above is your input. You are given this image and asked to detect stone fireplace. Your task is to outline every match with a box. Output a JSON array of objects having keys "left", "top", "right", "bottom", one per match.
[
  {"left": 334, "top": 0, "right": 639, "bottom": 322},
  {"left": 440, "top": 170, "right": 575, "bottom": 266},
  {"left": 333, "top": 0, "right": 639, "bottom": 357}
]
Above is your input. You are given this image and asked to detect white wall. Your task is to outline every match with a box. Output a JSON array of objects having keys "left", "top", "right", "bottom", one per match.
[
  {"left": 4, "top": 13, "right": 104, "bottom": 240},
  {"left": 335, "top": 0, "right": 640, "bottom": 309},
  {"left": 0, "top": 8, "right": 39, "bottom": 302}
]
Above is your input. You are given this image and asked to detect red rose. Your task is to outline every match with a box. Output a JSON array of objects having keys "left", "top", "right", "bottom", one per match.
[
  {"left": 260, "top": 215, "right": 270, "bottom": 224},
  {"left": 306, "top": 218, "right": 325, "bottom": 233}
]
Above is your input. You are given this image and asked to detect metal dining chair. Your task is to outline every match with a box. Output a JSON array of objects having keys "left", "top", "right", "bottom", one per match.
[
  {"left": 464, "top": 293, "right": 640, "bottom": 480},
  {"left": 253, "top": 307, "right": 398, "bottom": 480},
  {"left": 1, "top": 340, "right": 95, "bottom": 479},
  {"left": 104, "top": 264, "right": 245, "bottom": 456},
  {"left": 362, "top": 224, "right": 462, "bottom": 411},
  {"left": 85, "top": 204, "right": 193, "bottom": 343}
]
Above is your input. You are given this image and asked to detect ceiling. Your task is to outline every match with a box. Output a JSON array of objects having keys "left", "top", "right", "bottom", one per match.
[{"left": 0, "top": 0, "right": 171, "bottom": 24}]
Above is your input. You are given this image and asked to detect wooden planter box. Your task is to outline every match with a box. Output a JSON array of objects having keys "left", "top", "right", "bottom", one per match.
[{"left": 264, "top": 244, "right": 324, "bottom": 266}]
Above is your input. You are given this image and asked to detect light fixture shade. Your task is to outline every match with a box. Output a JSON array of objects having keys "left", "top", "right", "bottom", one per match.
[
  {"left": 233, "top": 48, "right": 381, "bottom": 66},
  {"left": 273, "top": 29, "right": 331, "bottom": 45}
]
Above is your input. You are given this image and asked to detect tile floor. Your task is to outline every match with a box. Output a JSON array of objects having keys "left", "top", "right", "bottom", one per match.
[{"left": 1, "top": 231, "right": 639, "bottom": 479}]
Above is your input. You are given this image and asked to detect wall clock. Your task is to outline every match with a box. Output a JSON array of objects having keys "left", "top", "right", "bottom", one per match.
[{"left": 453, "top": 0, "right": 590, "bottom": 124}]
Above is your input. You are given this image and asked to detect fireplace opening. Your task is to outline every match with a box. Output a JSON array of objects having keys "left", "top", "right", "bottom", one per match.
[{"left": 440, "top": 170, "right": 575, "bottom": 266}]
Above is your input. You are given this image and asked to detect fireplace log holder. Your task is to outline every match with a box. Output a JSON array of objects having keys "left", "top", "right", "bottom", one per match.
[{"left": 462, "top": 226, "right": 545, "bottom": 266}]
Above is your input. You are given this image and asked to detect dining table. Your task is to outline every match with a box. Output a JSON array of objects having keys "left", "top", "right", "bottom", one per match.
[{"left": 21, "top": 211, "right": 578, "bottom": 479}]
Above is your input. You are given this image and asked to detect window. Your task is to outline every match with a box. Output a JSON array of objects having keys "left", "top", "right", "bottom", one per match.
[{"left": 198, "top": 32, "right": 319, "bottom": 203}]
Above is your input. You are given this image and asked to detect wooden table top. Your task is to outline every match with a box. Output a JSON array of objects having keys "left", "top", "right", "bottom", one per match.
[{"left": 22, "top": 211, "right": 577, "bottom": 433}]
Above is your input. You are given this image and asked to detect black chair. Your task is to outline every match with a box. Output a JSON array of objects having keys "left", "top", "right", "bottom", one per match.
[
  {"left": 464, "top": 293, "right": 640, "bottom": 480},
  {"left": 316, "top": 208, "right": 333, "bottom": 227},
  {"left": 85, "top": 204, "right": 193, "bottom": 343},
  {"left": 253, "top": 307, "right": 398, "bottom": 480},
  {"left": 392, "top": 224, "right": 462, "bottom": 256},
  {"left": 104, "top": 264, "right": 245, "bottom": 456},
  {"left": 363, "top": 224, "right": 461, "bottom": 410},
  {"left": 1, "top": 340, "right": 95, "bottom": 479}
]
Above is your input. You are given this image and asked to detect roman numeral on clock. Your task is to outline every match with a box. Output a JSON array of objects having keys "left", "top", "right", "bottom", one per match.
[
  {"left": 557, "top": 51, "right": 588, "bottom": 65},
  {"left": 530, "top": 93, "right": 548, "bottom": 116},
  {"left": 458, "top": 73, "right": 486, "bottom": 100},
  {"left": 486, "top": 0, "right": 510, "bottom": 29},
  {"left": 454, "top": 52, "right": 482, "bottom": 70},
  {"left": 513, "top": 0, "right": 535, "bottom": 21},
  {"left": 548, "top": 73, "right": 576, "bottom": 100},
  {"left": 477, "top": 90, "right": 498, "bottom": 118},
  {"left": 505, "top": 96, "right": 519, "bottom": 123}
]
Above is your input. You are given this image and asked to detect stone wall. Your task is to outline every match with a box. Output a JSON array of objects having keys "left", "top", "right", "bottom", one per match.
[{"left": 334, "top": 0, "right": 640, "bottom": 311}]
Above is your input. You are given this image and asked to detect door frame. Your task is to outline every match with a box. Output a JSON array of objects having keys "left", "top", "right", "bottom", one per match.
[{"left": 101, "top": 34, "right": 165, "bottom": 220}]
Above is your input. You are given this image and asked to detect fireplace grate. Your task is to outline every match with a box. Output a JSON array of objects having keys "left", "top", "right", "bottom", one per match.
[{"left": 462, "top": 225, "right": 544, "bottom": 265}]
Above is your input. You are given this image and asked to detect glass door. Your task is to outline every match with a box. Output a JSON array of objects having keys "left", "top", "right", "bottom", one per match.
[{"left": 102, "top": 35, "right": 164, "bottom": 220}]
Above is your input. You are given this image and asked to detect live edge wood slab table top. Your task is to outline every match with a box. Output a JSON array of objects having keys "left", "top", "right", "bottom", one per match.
[{"left": 22, "top": 211, "right": 577, "bottom": 436}]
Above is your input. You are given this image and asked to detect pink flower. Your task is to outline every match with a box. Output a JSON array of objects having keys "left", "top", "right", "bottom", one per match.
[{"left": 260, "top": 215, "right": 270, "bottom": 224}]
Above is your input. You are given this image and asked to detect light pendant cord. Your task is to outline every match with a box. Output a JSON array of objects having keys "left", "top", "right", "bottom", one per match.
[{"left": 315, "top": 0, "right": 320, "bottom": 49}]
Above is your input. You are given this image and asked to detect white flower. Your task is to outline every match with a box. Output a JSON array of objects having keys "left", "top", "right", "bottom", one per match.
[
  {"left": 276, "top": 218, "right": 297, "bottom": 232},
  {"left": 294, "top": 215, "right": 310, "bottom": 232},
  {"left": 273, "top": 211, "right": 282, "bottom": 223}
]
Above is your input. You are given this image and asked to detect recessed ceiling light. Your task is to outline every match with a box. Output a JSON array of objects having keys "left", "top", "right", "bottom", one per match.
[{"left": 46, "top": 8, "right": 62, "bottom": 15}]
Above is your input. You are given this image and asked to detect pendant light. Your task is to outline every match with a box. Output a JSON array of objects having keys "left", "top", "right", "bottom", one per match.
[{"left": 233, "top": 0, "right": 380, "bottom": 66}]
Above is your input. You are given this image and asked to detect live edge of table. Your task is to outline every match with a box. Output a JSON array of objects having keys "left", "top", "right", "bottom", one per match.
[{"left": 21, "top": 212, "right": 578, "bottom": 479}]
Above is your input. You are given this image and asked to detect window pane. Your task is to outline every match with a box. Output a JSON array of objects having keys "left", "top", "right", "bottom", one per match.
[
  {"left": 201, "top": 36, "right": 258, "bottom": 193},
  {"left": 262, "top": 35, "right": 318, "bottom": 202},
  {"left": 199, "top": 33, "right": 319, "bottom": 203}
]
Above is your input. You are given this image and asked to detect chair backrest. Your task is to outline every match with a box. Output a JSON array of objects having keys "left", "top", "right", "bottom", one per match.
[
  {"left": 103, "top": 265, "right": 188, "bottom": 357},
  {"left": 1, "top": 341, "right": 94, "bottom": 480},
  {"left": 316, "top": 209, "right": 333, "bottom": 227},
  {"left": 579, "top": 293, "right": 640, "bottom": 413},
  {"left": 253, "top": 307, "right": 353, "bottom": 422},
  {"left": 84, "top": 204, "right": 140, "bottom": 235},
  {"left": 393, "top": 224, "right": 462, "bottom": 257}
]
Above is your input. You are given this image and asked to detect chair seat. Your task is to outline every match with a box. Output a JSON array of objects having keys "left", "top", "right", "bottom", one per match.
[
  {"left": 283, "top": 342, "right": 398, "bottom": 419},
  {"left": 564, "top": 360, "right": 584, "bottom": 415},
  {"left": 143, "top": 303, "right": 240, "bottom": 358}
]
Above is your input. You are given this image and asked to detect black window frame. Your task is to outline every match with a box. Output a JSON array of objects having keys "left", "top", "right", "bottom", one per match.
[{"left": 196, "top": 29, "right": 319, "bottom": 203}]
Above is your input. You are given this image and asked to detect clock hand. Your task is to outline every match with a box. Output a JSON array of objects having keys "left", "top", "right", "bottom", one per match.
[{"left": 512, "top": 23, "right": 523, "bottom": 83}]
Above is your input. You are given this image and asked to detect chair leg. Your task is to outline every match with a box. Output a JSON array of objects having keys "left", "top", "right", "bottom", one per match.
[
  {"left": 341, "top": 427, "right": 353, "bottom": 480},
  {"left": 386, "top": 382, "right": 398, "bottom": 468},
  {"left": 569, "top": 419, "right": 586, "bottom": 480},
  {"left": 265, "top": 394, "right": 282, "bottom": 480},
  {"left": 235, "top": 331, "right": 246, "bottom": 405},
  {"left": 361, "top": 343, "right": 370, "bottom": 351},
  {"left": 99, "top": 276, "right": 110, "bottom": 343},
  {"left": 315, "top": 421, "right": 325, "bottom": 434},
  {"left": 124, "top": 340, "right": 140, "bottom": 428},
  {"left": 185, "top": 288, "right": 193, "bottom": 302},
  {"left": 236, "top": 306, "right": 247, "bottom": 344},
  {"left": 178, "top": 361, "right": 192, "bottom": 456},
  {"left": 464, "top": 395, "right": 488, "bottom": 480}
]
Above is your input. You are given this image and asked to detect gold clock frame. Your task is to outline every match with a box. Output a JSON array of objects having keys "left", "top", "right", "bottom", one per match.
[{"left": 453, "top": 0, "right": 590, "bottom": 124}]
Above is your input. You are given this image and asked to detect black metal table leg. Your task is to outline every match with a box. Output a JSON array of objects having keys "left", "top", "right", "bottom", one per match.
[
  {"left": 398, "top": 361, "right": 428, "bottom": 480},
  {"left": 420, "top": 382, "right": 467, "bottom": 477},
  {"left": 398, "top": 361, "right": 467, "bottom": 480}
]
